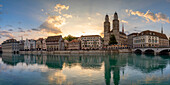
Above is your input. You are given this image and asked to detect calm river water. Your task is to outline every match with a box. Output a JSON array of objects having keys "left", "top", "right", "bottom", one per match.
[{"left": 0, "top": 53, "right": 170, "bottom": 85}]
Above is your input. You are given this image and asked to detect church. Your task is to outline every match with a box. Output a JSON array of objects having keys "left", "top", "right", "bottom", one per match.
[{"left": 104, "top": 12, "right": 127, "bottom": 46}]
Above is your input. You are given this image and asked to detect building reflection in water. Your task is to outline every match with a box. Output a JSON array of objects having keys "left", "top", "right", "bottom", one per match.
[{"left": 0, "top": 53, "right": 169, "bottom": 85}]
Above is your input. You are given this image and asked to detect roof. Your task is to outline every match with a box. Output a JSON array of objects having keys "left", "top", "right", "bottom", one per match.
[
  {"left": 2, "top": 39, "right": 19, "bottom": 44},
  {"left": 119, "top": 32, "right": 126, "bottom": 36},
  {"left": 69, "top": 39, "right": 80, "bottom": 43},
  {"left": 81, "top": 35, "right": 101, "bottom": 37},
  {"left": 37, "top": 38, "right": 44, "bottom": 41},
  {"left": 46, "top": 35, "right": 62, "bottom": 42},
  {"left": 138, "top": 30, "right": 168, "bottom": 39},
  {"left": 128, "top": 33, "right": 138, "bottom": 36}
]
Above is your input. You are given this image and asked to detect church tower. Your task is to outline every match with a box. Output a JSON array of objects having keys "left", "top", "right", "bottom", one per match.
[
  {"left": 111, "top": 12, "right": 120, "bottom": 44},
  {"left": 104, "top": 14, "right": 111, "bottom": 46},
  {"left": 161, "top": 25, "right": 163, "bottom": 34},
  {"left": 122, "top": 23, "right": 124, "bottom": 33}
]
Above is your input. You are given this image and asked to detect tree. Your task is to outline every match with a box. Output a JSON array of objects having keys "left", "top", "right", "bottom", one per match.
[
  {"left": 63, "top": 35, "right": 77, "bottom": 41},
  {"left": 109, "top": 34, "right": 117, "bottom": 45}
]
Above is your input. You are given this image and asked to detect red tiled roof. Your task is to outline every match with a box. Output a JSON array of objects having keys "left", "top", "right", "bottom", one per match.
[{"left": 70, "top": 39, "right": 80, "bottom": 43}]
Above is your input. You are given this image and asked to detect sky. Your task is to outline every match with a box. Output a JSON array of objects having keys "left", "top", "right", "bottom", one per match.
[{"left": 0, "top": 0, "right": 170, "bottom": 43}]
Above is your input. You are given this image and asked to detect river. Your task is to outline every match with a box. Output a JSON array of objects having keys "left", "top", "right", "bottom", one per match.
[{"left": 0, "top": 53, "right": 170, "bottom": 85}]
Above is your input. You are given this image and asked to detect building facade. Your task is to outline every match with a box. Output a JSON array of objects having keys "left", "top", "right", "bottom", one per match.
[
  {"left": 104, "top": 12, "right": 127, "bottom": 46},
  {"left": 133, "top": 30, "right": 169, "bottom": 48},
  {"left": 67, "top": 39, "right": 81, "bottom": 50},
  {"left": 2, "top": 39, "right": 19, "bottom": 53},
  {"left": 80, "top": 35, "right": 103, "bottom": 50},
  {"left": 19, "top": 40, "right": 25, "bottom": 51},
  {"left": 127, "top": 33, "right": 138, "bottom": 48},
  {"left": 46, "top": 35, "right": 65, "bottom": 51},
  {"left": 24, "top": 39, "right": 36, "bottom": 51},
  {"left": 36, "top": 38, "right": 46, "bottom": 51}
]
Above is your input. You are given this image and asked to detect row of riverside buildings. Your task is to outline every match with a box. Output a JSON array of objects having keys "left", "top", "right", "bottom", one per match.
[
  {"left": 0, "top": 35, "right": 103, "bottom": 53},
  {"left": 0, "top": 12, "right": 169, "bottom": 53}
]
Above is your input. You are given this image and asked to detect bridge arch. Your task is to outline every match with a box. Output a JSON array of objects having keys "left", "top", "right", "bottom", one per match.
[
  {"left": 134, "top": 49, "right": 142, "bottom": 54},
  {"left": 159, "top": 49, "right": 170, "bottom": 55},
  {"left": 144, "top": 49, "right": 155, "bottom": 55}
]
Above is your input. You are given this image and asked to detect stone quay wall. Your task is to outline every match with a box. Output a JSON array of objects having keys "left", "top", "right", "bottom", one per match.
[{"left": 19, "top": 49, "right": 132, "bottom": 55}]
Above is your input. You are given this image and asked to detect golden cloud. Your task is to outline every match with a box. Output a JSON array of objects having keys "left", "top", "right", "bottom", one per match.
[
  {"left": 54, "top": 4, "right": 69, "bottom": 14},
  {"left": 121, "top": 20, "right": 128, "bottom": 24},
  {"left": 39, "top": 4, "right": 72, "bottom": 35},
  {"left": 39, "top": 16, "right": 64, "bottom": 34},
  {"left": 63, "top": 14, "right": 72, "bottom": 18},
  {"left": 126, "top": 9, "right": 170, "bottom": 23}
]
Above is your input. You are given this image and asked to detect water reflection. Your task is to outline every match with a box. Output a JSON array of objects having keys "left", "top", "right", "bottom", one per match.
[{"left": 0, "top": 53, "right": 170, "bottom": 85}]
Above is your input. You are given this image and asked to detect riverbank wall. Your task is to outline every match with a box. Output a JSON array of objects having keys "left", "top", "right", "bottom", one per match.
[{"left": 19, "top": 49, "right": 132, "bottom": 55}]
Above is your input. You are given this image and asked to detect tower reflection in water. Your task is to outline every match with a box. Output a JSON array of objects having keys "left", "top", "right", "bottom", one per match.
[{"left": 0, "top": 53, "right": 169, "bottom": 85}]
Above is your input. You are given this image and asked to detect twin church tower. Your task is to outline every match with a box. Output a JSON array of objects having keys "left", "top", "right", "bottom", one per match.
[{"left": 104, "top": 12, "right": 127, "bottom": 46}]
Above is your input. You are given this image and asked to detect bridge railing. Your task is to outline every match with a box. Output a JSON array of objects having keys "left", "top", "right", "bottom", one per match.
[{"left": 133, "top": 46, "right": 170, "bottom": 49}]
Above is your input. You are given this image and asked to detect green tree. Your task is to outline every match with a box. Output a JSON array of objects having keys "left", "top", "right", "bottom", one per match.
[
  {"left": 109, "top": 34, "right": 117, "bottom": 45},
  {"left": 63, "top": 35, "right": 77, "bottom": 41}
]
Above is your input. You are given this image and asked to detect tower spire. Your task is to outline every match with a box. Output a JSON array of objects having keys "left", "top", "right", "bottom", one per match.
[
  {"left": 105, "top": 14, "right": 109, "bottom": 22},
  {"left": 114, "top": 12, "right": 118, "bottom": 20},
  {"left": 122, "top": 23, "right": 124, "bottom": 33},
  {"left": 161, "top": 25, "right": 163, "bottom": 34}
]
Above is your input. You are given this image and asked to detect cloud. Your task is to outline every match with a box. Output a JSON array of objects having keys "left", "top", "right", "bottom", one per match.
[
  {"left": 32, "top": 28, "right": 40, "bottom": 31},
  {"left": 121, "top": 20, "right": 128, "bottom": 23},
  {"left": 38, "top": 4, "right": 72, "bottom": 34},
  {"left": 27, "top": 30, "right": 32, "bottom": 32},
  {"left": 19, "top": 30, "right": 25, "bottom": 32},
  {"left": 126, "top": 9, "right": 170, "bottom": 23},
  {"left": 54, "top": 4, "right": 69, "bottom": 14},
  {"left": 39, "top": 16, "right": 63, "bottom": 34},
  {"left": 63, "top": 14, "right": 72, "bottom": 18},
  {"left": 88, "top": 17, "right": 91, "bottom": 20},
  {"left": 18, "top": 27, "right": 22, "bottom": 30},
  {"left": 0, "top": 31, "right": 14, "bottom": 38},
  {"left": 8, "top": 29, "right": 13, "bottom": 31},
  {"left": 0, "top": 5, "right": 2, "bottom": 7},
  {"left": 96, "top": 13, "right": 101, "bottom": 16},
  {"left": 18, "top": 28, "right": 25, "bottom": 32}
]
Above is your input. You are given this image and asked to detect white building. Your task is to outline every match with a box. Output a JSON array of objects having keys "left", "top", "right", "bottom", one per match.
[
  {"left": 36, "top": 38, "right": 46, "bottom": 51},
  {"left": 133, "top": 30, "right": 168, "bottom": 48},
  {"left": 24, "top": 39, "right": 36, "bottom": 51},
  {"left": 80, "top": 35, "right": 103, "bottom": 50},
  {"left": 2, "top": 39, "right": 19, "bottom": 53},
  {"left": 46, "top": 35, "right": 65, "bottom": 51}
]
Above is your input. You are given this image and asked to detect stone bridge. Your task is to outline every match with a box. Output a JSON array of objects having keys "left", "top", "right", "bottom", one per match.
[{"left": 132, "top": 47, "right": 170, "bottom": 55}]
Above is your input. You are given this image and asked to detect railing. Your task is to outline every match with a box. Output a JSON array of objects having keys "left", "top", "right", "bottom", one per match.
[{"left": 133, "top": 46, "right": 170, "bottom": 49}]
